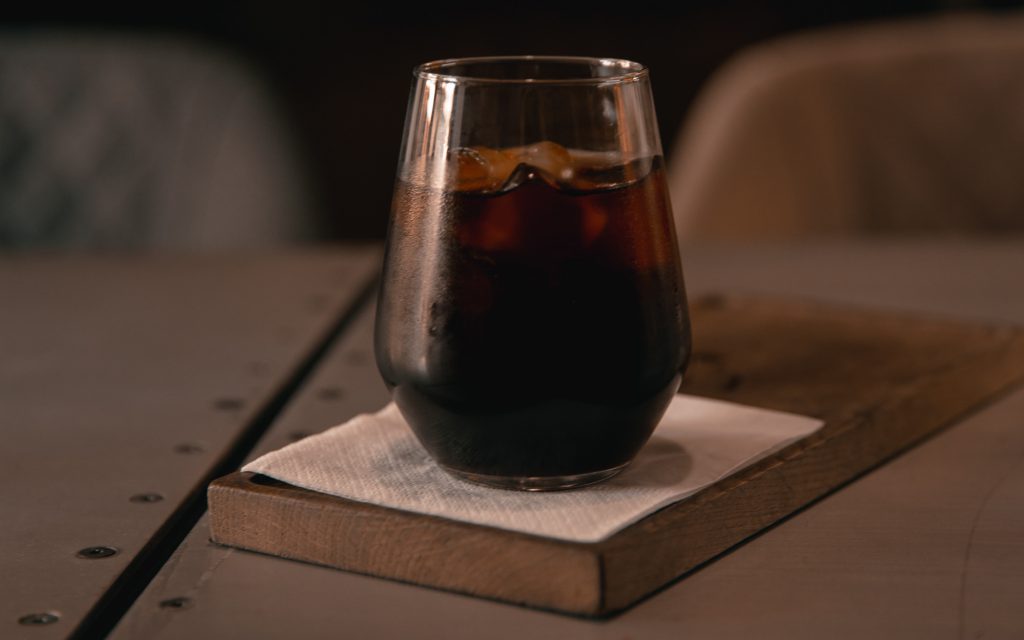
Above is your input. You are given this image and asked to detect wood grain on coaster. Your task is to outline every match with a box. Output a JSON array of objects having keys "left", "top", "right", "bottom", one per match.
[{"left": 208, "top": 295, "right": 1024, "bottom": 617}]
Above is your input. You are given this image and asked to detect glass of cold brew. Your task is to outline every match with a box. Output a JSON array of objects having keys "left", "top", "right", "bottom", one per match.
[{"left": 376, "top": 56, "right": 691, "bottom": 490}]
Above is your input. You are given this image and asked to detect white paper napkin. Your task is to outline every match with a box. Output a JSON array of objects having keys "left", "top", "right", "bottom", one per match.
[{"left": 243, "top": 395, "right": 823, "bottom": 543}]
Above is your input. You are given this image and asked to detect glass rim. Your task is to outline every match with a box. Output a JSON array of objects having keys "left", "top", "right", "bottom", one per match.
[{"left": 413, "top": 55, "right": 649, "bottom": 86}]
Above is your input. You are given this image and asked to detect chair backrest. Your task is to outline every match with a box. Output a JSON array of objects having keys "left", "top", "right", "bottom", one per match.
[
  {"left": 667, "top": 13, "right": 1024, "bottom": 241},
  {"left": 0, "top": 32, "right": 316, "bottom": 250}
]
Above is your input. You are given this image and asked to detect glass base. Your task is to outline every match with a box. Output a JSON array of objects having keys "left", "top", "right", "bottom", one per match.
[{"left": 441, "top": 463, "right": 629, "bottom": 491}]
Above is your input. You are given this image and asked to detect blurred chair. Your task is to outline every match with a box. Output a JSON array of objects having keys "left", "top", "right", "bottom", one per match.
[
  {"left": 667, "top": 13, "right": 1024, "bottom": 241},
  {"left": 0, "top": 32, "right": 317, "bottom": 250}
]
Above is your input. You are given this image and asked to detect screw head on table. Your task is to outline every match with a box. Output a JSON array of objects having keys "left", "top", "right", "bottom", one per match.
[
  {"left": 18, "top": 612, "right": 59, "bottom": 626},
  {"left": 159, "top": 597, "right": 192, "bottom": 610},
  {"left": 76, "top": 546, "right": 118, "bottom": 559},
  {"left": 317, "top": 386, "right": 344, "bottom": 401},
  {"left": 306, "top": 293, "right": 330, "bottom": 312},
  {"left": 213, "top": 397, "right": 244, "bottom": 411},
  {"left": 130, "top": 493, "right": 164, "bottom": 504}
]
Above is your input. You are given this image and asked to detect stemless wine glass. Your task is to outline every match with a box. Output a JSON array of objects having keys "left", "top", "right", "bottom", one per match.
[{"left": 375, "top": 56, "right": 691, "bottom": 490}]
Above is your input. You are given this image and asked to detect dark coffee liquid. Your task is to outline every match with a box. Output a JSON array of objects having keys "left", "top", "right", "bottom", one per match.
[{"left": 376, "top": 153, "right": 690, "bottom": 478}]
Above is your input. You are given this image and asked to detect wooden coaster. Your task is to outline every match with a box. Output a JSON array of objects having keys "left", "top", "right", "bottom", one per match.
[{"left": 208, "top": 295, "right": 1024, "bottom": 617}]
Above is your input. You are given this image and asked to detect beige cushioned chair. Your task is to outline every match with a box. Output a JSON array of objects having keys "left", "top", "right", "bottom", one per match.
[
  {"left": 667, "top": 13, "right": 1024, "bottom": 241},
  {"left": 0, "top": 33, "right": 315, "bottom": 249}
]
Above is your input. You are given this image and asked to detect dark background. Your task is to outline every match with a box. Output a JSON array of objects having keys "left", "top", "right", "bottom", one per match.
[{"left": 6, "top": 0, "right": 1021, "bottom": 240}]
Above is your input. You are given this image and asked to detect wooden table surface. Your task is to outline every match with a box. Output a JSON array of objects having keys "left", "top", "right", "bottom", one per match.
[{"left": 4, "top": 240, "right": 1023, "bottom": 639}]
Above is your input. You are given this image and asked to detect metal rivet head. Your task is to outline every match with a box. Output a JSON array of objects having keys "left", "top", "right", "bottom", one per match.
[
  {"left": 213, "top": 397, "right": 244, "bottom": 411},
  {"left": 77, "top": 546, "right": 118, "bottom": 559},
  {"left": 317, "top": 387, "right": 344, "bottom": 401},
  {"left": 159, "top": 597, "right": 192, "bottom": 610},
  {"left": 18, "top": 612, "right": 59, "bottom": 625},
  {"left": 175, "top": 443, "right": 204, "bottom": 454},
  {"left": 307, "top": 294, "right": 330, "bottom": 312},
  {"left": 130, "top": 493, "right": 164, "bottom": 504}
]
